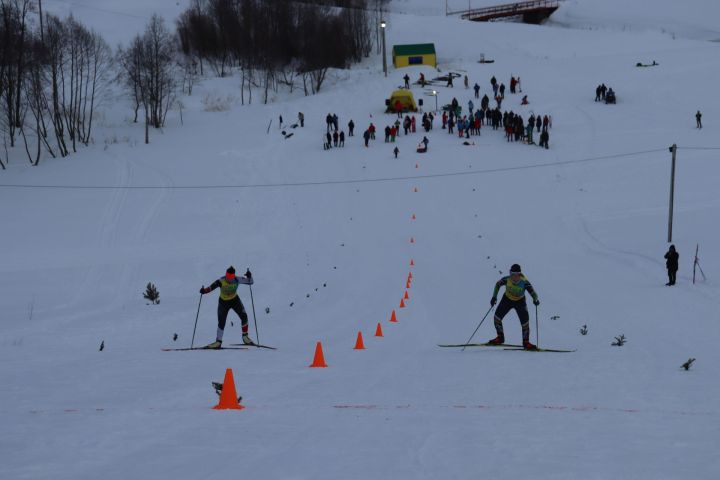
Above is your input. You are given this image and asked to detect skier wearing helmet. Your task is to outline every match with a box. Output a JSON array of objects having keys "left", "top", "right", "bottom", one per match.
[{"left": 488, "top": 264, "right": 540, "bottom": 350}]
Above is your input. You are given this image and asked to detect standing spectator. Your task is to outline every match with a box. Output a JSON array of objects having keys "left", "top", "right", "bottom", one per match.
[
  {"left": 464, "top": 75, "right": 469, "bottom": 89},
  {"left": 326, "top": 113, "right": 333, "bottom": 133},
  {"left": 539, "top": 129, "right": 549, "bottom": 149},
  {"left": 510, "top": 76, "right": 517, "bottom": 94},
  {"left": 326, "top": 132, "right": 332, "bottom": 149},
  {"left": 363, "top": 129, "right": 370, "bottom": 147},
  {"left": 348, "top": 119, "right": 355, "bottom": 136},
  {"left": 664, "top": 245, "right": 679, "bottom": 286},
  {"left": 384, "top": 125, "right": 391, "bottom": 143},
  {"left": 447, "top": 74, "right": 454, "bottom": 88},
  {"left": 411, "top": 116, "right": 417, "bottom": 133},
  {"left": 403, "top": 74, "right": 410, "bottom": 89},
  {"left": 499, "top": 83, "right": 505, "bottom": 98},
  {"left": 368, "top": 123, "right": 376, "bottom": 139},
  {"left": 339, "top": 130, "right": 345, "bottom": 147},
  {"left": 279, "top": 114, "right": 283, "bottom": 129},
  {"left": 394, "top": 146, "right": 399, "bottom": 158},
  {"left": 298, "top": 112, "right": 304, "bottom": 127},
  {"left": 474, "top": 83, "right": 480, "bottom": 99},
  {"left": 395, "top": 99, "right": 403, "bottom": 118},
  {"left": 332, "top": 130, "right": 339, "bottom": 147},
  {"left": 696, "top": 110, "right": 702, "bottom": 129},
  {"left": 542, "top": 115, "right": 549, "bottom": 132},
  {"left": 332, "top": 114, "right": 339, "bottom": 131}
]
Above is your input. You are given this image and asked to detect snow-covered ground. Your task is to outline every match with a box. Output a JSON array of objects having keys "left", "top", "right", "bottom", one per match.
[{"left": 2, "top": 1, "right": 720, "bottom": 478}]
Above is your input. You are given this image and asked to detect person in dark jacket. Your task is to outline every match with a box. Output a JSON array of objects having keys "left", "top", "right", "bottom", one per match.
[
  {"left": 348, "top": 119, "right": 355, "bottom": 136},
  {"left": 199, "top": 267, "right": 254, "bottom": 348},
  {"left": 664, "top": 245, "right": 679, "bottom": 286},
  {"left": 488, "top": 264, "right": 539, "bottom": 350}
]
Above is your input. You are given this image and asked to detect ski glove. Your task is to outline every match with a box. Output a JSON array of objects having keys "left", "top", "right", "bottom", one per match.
[
  {"left": 245, "top": 269, "right": 252, "bottom": 280},
  {"left": 200, "top": 286, "right": 209, "bottom": 295},
  {"left": 533, "top": 298, "right": 540, "bottom": 306},
  {"left": 491, "top": 297, "right": 497, "bottom": 307}
]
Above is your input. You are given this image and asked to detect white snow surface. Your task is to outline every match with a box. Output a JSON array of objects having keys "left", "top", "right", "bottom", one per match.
[{"left": 2, "top": 1, "right": 720, "bottom": 479}]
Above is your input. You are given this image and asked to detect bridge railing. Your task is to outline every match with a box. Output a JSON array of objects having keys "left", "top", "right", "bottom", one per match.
[{"left": 447, "top": 0, "right": 560, "bottom": 18}]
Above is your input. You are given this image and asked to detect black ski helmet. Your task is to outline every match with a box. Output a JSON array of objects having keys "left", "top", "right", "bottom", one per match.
[
  {"left": 510, "top": 264, "right": 522, "bottom": 274},
  {"left": 226, "top": 266, "right": 235, "bottom": 275}
]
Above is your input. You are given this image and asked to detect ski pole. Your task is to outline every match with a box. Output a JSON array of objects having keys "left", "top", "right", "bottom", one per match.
[
  {"left": 190, "top": 293, "right": 203, "bottom": 349},
  {"left": 247, "top": 269, "right": 259, "bottom": 345},
  {"left": 535, "top": 304, "right": 539, "bottom": 348},
  {"left": 462, "top": 305, "right": 494, "bottom": 351}
]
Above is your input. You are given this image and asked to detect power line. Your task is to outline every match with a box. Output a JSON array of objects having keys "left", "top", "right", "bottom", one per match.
[
  {"left": 0, "top": 148, "right": 669, "bottom": 191},
  {"left": 677, "top": 146, "right": 720, "bottom": 151}
]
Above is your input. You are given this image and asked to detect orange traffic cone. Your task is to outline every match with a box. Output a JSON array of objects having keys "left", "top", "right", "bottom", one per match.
[
  {"left": 390, "top": 310, "right": 398, "bottom": 323},
  {"left": 354, "top": 331, "right": 365, "bottom": 350},
  {"left": 406, "top": 280, "right": 411, "bottom": 289},
  {"left": 408, "top": 271, "right": 413, "bottom": 279},
  {"left": 404, "top": 290, "right": 409, "bottom": 300},
  {"left": 309, "top": 342, "right": 328, "bottom": 368},
  {"left": 400, "top": 298, "right": 406, "bottom": 308},
  {"left": 410, "top": 259, "right": 415, "bottom": 266},
  {"left": 213, "top": 368, "right": 244, "bottom": 410},
  {"left": 375, "top": 322, "right": 384, "bottom": 336}
]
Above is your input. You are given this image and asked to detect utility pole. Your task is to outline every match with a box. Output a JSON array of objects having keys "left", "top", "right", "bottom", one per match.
[
  {"left": 667, "top": 143, "right": 677, "bottom": 243},
  {"left": 381, "top": 20, "right": 387, "bottom": 77}
]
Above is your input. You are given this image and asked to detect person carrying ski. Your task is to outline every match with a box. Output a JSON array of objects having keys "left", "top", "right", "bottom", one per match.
[
  {"left": 199, "top": 267, "right": 254, "bottom": 349},
  {"left": 488, "top": 264, "right": 539, "bottom": 350},
  {"left": 664, "top": 245, "right": 679, "bottom": 286}
]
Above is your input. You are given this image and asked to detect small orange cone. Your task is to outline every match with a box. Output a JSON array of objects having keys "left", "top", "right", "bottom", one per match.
[
  {"left": 213, "top": 368, "right": 244, "bottom": 410},
  {"left": 404, "top": 290, "right": 409, "bottom": 300},
  {"left": 390, "top": 310, "right": 398, "bottom": 323},
  {"left": 410, "top": 259, "right": 415, "bottom": 266},
  {"left": 406, "top": 280, "right": 411, "bottom": 289},
  {"left": 412, "top": 214, "right": 416, "bottom": 220},
  {"left": 408, "top": 271, "right": 413, "bottom": 279},
  {"left": 410, "top": 237, "right": 415, "bottom": 244},
  {"left": 309, "top": 342, "right": 328, "bottom": 368},
  {"left": 354, "top": 331, "right": 365, "bottom": 350},
  {"left": 400, "top": 298, "right": 406, "bottom": 308},
  {"left": 375, "top": 322, "right": 384, "bottom": 336}
]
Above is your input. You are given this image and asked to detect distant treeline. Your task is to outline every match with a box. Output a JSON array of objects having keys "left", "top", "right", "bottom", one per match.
[
  {"left": 176, "top": 0, "right": 383, "bottom": 101},
  {"left": 0, "top": 0, "right": 386, "bottom": 167}
]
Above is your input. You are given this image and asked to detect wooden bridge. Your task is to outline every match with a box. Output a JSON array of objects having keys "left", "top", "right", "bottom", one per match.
[{"left": 448, "top": 0, "right": 562, "bottom": 24}]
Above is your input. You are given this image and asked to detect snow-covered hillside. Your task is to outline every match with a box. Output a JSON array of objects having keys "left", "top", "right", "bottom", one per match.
[{"left": 2, "top": 1, "right": 719, "bottom": 479}]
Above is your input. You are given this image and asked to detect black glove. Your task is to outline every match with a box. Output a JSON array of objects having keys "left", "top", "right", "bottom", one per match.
[
  {"left": 245, "top": 269, "right": 252, "bottom": 280},
  {"left": 199, "top": 286, "right": 207, "bottom": 295},
  {"left": 533, "top": 298, "right": 540, "bottom": 306},
  {"left": 491, "top": 297, "right": 497, "bottom": 307}
]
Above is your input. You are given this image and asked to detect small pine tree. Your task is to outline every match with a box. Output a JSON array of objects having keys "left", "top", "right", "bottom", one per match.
[
  {"left": 681, "top": 358, "right": 696, "bottom": 371},
  {"left": 143, "top": 282, "right": 160, "bottom": 305},
  {"left": 612, "top": 334, "right": 627, "bottom": 346}
]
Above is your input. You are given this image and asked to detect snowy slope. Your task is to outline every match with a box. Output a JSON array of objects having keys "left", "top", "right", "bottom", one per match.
[{"left": 2, "top": 1, "right": 720, "bottom": 479}]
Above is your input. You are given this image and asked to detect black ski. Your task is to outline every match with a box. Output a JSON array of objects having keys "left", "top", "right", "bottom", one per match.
[
  {"left": 503, "top": 347, "right": 576, "bottom": 353},
  {"left": 438, "top": 343, "right": 523, "bottom": 348},
  {"left": 229, "top": 343, "right": 277, "bottom": 350},
  {"left": 162, "top": 347, "right": 248, "bottom": 351}
]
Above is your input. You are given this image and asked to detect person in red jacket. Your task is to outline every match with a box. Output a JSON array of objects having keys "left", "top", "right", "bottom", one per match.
[{"left": 199, "top": 266, "right": 254, "bottom": 349}]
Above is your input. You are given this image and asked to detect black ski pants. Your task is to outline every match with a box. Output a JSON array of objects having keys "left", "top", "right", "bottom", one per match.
[
  {"left": 494, "top": 296, "right": 530, "bottom": 342},
  {"left": 218, "top": 296, "right": 249, "bottom": 334}
]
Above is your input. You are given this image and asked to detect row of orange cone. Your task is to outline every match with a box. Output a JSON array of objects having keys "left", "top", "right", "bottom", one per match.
[{"left": 216, "top": 202, "right": 420, "bottom": 409}]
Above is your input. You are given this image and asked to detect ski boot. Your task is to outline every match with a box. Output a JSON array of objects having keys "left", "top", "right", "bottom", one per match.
[
  {"left": 205, "top": 340, "right": 222, "bottom": 350},
  {"left": 487, "top": 334, "right": 505, "bottom": 345},
  {"left": 242, "top": 334, "right": 255, "bottom": 346},
  {"left": 523, "top": 340, "right": 538, "bottom": 351}
]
